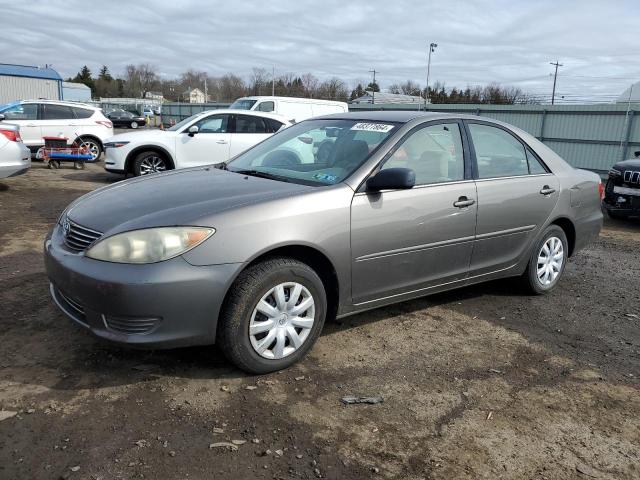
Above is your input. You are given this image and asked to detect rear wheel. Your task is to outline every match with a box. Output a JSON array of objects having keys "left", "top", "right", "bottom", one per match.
[
  {"left": 76, "top": 137, "right": 101, "bottom": 161},
  {"left": 217, "top": 257, "right": 327, "bottom": 374},
  {"left": 521, "top": 225, "right": 568, "bottom": 295},
  {"left": 131, "top": 121, "right": 139, "bottom": 129},
  {"left": 132, "top": 151, "right": 169, "bottom": 176}
]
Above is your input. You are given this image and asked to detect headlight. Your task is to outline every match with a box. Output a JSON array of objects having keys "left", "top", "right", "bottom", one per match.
[
  {"left": 103, "top": 141, "right": 130, "bottom": 148},
  {"left": 85, "top": 227, "right": 214, "bottom": 264},
  {"left": 609, "top": 168, "right": 622, "bottom": 177}
]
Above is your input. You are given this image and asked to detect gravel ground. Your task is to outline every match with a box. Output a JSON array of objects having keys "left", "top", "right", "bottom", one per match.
[{"left": 1, "top": 162, "right": 639, "bottom": 480}]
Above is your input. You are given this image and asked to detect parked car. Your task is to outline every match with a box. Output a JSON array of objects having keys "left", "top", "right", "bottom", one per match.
[
  {"left": 143, "top": 108, "right": 155, "bottom": 117},
  {"left": 106, "top": 109, "right": 146, "bottom": 129},
  {"left": 602, "top": 151, "right": 640, "bottom": 219},
  {"left": 0, "top": 100, "right": 113, "bottom": 161},
  {"left": 45, "top": 112, "right": 603, "bottom": 374},
  {"left": 103, "top": 110, "right": 290, "bottom": 176},
  {"left": 229, "top": 96, "right": 348, "bottom": 122},
  {"left": 0, "top": 123, "right": 31, "bottom": 178}
]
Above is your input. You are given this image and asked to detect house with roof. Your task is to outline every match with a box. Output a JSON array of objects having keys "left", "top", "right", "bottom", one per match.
[
  {"left": 0, "top": 63, "right": 63, "bottom": 103},
  {"left": 350, "top": 91, "right": 424, "bottom": 105},
  {"left": 182, "top": 87, "right": 206, "bottom": 103}
]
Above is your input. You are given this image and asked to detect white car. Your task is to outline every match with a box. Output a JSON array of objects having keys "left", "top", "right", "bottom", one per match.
[
  {"left": 229, "top": 96, "right": 348, "bottom": 123},
  {"left": 0, "top": 123, "right": 31, "bottom": 178},
  {"left": 0, "top": 100, "right": 114, "bottom": 161},
  {"left": 104, "top": 110, "right": 290, "bottom": 176}
]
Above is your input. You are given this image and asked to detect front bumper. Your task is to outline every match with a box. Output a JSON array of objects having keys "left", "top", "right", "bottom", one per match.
[
  {"left": 603, "top": 193, "right": 640, "bottom": 216},
  {"left": 104, "top": 145, "right": 129, "bottom": 173},
  {"left": 44, "top": 226, "right": 242, "bottom": 348}
]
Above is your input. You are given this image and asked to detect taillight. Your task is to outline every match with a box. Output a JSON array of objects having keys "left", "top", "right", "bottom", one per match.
[
  {"left": 0, "top": 128, "right": 21, "bottom": 142},
  {"left": 96, "top": 120, "right": 113, "bottom": 128},
  {"left": 598, "top": 181, "right": 604, "bottom": 200}
]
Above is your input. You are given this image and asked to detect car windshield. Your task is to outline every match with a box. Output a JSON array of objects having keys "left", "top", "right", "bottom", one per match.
[
  {"left": 167, "top": 112, "right": 209, "bottom": 131},
  {"left": 229, "top": 99, "right": 257, "bottom": 110},
  {"left": 0, "top": 102, "right": 19, "bottom": 113},
  {"left": 226, "top": 119, "right": 398, "bottom": 186}
]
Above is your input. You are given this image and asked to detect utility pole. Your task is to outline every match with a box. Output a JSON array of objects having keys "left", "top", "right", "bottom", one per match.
[
  {"left": 204, "top": 77, "right": 208, "bottom": 103},
  {"left": 426, "top": 42, "right": 438, "bottom": 105},
  {"left": 272, "top": 65, "right": 275, "bottom": 96},
  {"left": 368, "top": 69, "right": 378, "bottom": 104},
  {"left": 550, "top": 60, "right": 563, "bottom": 105}
]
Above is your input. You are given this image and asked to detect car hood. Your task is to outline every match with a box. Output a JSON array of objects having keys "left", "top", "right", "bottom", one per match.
[
  {"left": 613, "top": 159, "right": 640, "bottom": 171},
  {"left": 104, "top": 129, "right": 172, "bottom": 143},
  {"left": 66, "top": 167, "right": 312, "bottom": 234}
]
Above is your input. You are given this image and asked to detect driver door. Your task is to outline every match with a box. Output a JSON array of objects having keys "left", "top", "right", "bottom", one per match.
[
  {"left": 350, "top": 121, "right": 477, "bottom": 304},
  {"left": 175, "top": 113, "right": 231, "bottom": 167}
]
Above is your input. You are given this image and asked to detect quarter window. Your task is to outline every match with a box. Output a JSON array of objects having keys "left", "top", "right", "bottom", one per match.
[
  {"left": 1, "top": 103, "right": 37, "bottom": 120},
  {"left": 42, "top": 104, "right": 75, "bottom": 120},
  {"left": 71, "top": 107, "right": 93, "bottom": 119},
  {"left": 468, "top": 123, "right": 529, "bottom": 178},
  {"left": 526, "top": 148, "right": 548, "bottom": 174},
  {"left": 382, "top": 123, "right": 465, "bottom": 185}
]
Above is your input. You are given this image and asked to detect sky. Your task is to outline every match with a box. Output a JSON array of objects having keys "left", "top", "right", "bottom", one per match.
[{"left": 3, "top": 0, "right": 640, "bottom": 102}]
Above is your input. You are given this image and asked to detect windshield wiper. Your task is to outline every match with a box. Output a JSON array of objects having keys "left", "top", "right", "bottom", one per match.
[
  {"left": 215, "top": 161, "right": 228, "bottom": 170},
  {"left": 231, "top": 169, "right": 292, "bottom": 182}
]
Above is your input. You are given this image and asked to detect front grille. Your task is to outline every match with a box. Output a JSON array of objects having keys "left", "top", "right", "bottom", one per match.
[
  {"left": 53, "top": 287, "right": 87, "bottom": 324},
  {"left": 623, "top": 170, "right": 640, "bottom": 185},
  {"left": 103, "top": 315, "right": 161, "bottom": 335},
  {"left": 64, "top": 220, "right": 102, "bottom": 252}
]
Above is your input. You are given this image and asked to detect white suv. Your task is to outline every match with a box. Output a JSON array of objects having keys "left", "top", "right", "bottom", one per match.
[
  {"left": 0, "top": 100, "right": 114, "bottom": 160},
  {"left": 103, "top": 110, "right": 290, "bottom": 176}
]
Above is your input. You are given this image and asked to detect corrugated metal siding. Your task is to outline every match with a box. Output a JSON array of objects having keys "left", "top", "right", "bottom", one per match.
[
  {"left": 350, "top": 103, "right": 640, "bottom": 171},
  {"left": 0, "top": 75, "right": 60, "bottom": 103}
]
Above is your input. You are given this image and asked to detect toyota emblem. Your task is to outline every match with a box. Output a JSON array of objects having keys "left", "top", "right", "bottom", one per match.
[{"left": 62, "top": 217, "right": 71, "bottom": 237}]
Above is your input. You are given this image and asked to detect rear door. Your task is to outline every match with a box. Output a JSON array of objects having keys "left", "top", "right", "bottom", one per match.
[
  {"left": 229, "top": 114, "right": 275, "bottom": 157},
  {"left": 40, "top": 103, "right": 77, "bottom": 143},
  {"left": 175, "top": 113, "right": 231, "bottom": 167},
  {"left": 0, "top": 103, "right": 40, "bottom": 147},
  {"left": 465, "top": 121, "right": 559, "bottom": 276},
  {"left": 350, "top": 121, "right": 477, "bottom": 304}
]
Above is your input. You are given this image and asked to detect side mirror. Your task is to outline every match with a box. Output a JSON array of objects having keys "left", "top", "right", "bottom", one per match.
[
  {"left": 366, "top": 167, "right": 415, "bottom": 191},
  {"left": 188, "top": 125, "right": 199, "bottom": 137},
  {"left": 0, "top": 114, "right": 5, "bottom": 122}
]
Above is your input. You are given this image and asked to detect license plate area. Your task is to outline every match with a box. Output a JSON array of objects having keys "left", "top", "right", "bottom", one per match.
[{"left": 613, "top": 186, "right": 640, "bottom": 196}]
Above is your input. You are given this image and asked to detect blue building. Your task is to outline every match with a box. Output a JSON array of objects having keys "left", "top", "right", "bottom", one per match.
[{"left": 0, "top": 63, "right": 63, "bottom": 103}]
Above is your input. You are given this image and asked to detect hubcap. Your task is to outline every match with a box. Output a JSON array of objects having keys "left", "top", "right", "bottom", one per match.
[
  {"left": 249, "top": 282, "right": 315, "bottom": 360},
  {"left": 537, "top": 236, "right": 564, "bottom": 286},
  {"left": 84, "top": 141, "right": 100, "bottom": 160},
  {"left": 139, "top": 155, "right": 166, "bottom": 175}
]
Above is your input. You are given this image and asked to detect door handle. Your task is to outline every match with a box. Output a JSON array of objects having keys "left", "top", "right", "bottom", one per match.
[
  {"left": 216, "top": 140, "right": 228, "bottom": 144},
  {"left": 453, "top": 196, "right": 475, "bottom": 208},
  {"left": 540, "top": 185, "right": 556, "bottom": 195}
]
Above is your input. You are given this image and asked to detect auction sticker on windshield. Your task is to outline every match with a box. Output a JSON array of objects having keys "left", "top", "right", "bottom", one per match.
[{"left": 350, "top": 123, "right": 395, "bottom": 133}]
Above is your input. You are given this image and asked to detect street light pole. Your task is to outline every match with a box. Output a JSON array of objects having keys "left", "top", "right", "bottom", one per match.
[
  {"left": 426, "top": 42, "right": 438, "bottom": 105},
  {"left": 550, "top": 60, "right": 563, "bottom": 105},
  {"left": 368, "top": 69, "right": 378, "bottom": 104}
]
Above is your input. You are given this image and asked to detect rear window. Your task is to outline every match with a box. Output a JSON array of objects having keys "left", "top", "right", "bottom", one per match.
[{"left": 71, "top": 107, "right": 93, "bottom": 119}]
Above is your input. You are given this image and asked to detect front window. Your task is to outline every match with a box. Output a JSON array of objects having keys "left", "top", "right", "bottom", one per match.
[
  {"left": 0, "top": 103, "right": 37, "bottom": 120},
  {"left": 226, "top": 119, "right": 398, "bottom": 186},
  {"left": 167, "top": 112, "right": 209, "bottom": 131},
  {"left": 229, "top": 99, "right": 257, "bottom": 110}
]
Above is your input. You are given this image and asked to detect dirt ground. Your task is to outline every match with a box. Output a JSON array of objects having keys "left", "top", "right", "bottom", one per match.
[{"left": 0, "top": 162, "right": 639, "bottom": 480}]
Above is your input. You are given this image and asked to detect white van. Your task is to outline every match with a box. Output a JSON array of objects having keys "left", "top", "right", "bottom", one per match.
[{"left": 229, "top": 96, "right": 348, "bottom": 123}]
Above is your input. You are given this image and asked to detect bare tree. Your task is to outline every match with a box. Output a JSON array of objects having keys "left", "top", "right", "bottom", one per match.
[
  {"left": 250, "top": 68, "right": 270, "bottom": 96},
  {"left": 301, "top": 73, "right": 319, "bottom": 98}
]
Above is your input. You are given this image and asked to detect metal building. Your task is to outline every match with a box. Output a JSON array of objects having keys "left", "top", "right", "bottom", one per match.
[
  {"left": 62, "top": 81, "right": 91, "bottom": 102},
  {"left": 0, "top": 63, "right": 62, "bottom": 103}
]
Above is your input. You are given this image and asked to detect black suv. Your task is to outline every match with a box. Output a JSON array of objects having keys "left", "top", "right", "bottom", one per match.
[{"left": 603, "top": 151, "right": 640, "bottom": 219}]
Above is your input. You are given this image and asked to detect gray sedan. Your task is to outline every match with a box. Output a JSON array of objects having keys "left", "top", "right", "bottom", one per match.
[{"left": 45, "top": 112, "right": 603, "bottom": 373}]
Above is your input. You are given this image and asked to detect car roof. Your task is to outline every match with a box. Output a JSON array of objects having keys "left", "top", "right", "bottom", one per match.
[
  {"left": 311, "top": 110, "right": 458, "bottom": 123},
  {"left": 20, "top": 99, "right": 97, "bottom": 110}
]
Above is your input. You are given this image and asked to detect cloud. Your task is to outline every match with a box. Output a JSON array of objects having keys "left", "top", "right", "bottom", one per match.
[{"left": 2, "top": 0, "right": 639, "bottom": 101}]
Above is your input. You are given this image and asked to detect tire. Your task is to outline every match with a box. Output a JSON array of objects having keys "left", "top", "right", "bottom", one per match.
[
  {"left": 521, "top": 225, "right": 568, "bottom": 295},
  {"left": 132, "top": 151, "right": 169, "bottom": 176},
  {"left": 76, "top": 137, "right": 102, "bottom": 161},
  {"left": 131, "top": 121, "right": 138, "bottom": 129},
  {"left": 217, "top": 257, "right": 327, "bottom": 374}
]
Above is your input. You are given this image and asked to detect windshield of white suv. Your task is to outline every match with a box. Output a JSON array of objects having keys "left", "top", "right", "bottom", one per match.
[
  {"left": 229, "top": 99, "right": 257, "bottom": 110},
  {"left": 167, "top": 112, "right": 209, "bottom": 131},
  {"left": 225, "top": 119, "right": 398, "bottom": 186}
]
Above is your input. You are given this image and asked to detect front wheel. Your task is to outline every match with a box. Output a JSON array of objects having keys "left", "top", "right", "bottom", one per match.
[
  {"left": 521, "top": 225, "right": 568, "bottom": 295},
  {"left": 132, "top": 151, "right": 169, "bottom": 176},
  {"left": 217, "top": 257, "right": 327, "bottom": 374},
  {"left": 131, "top": 121, "right": 138, "bottom": 129}
]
